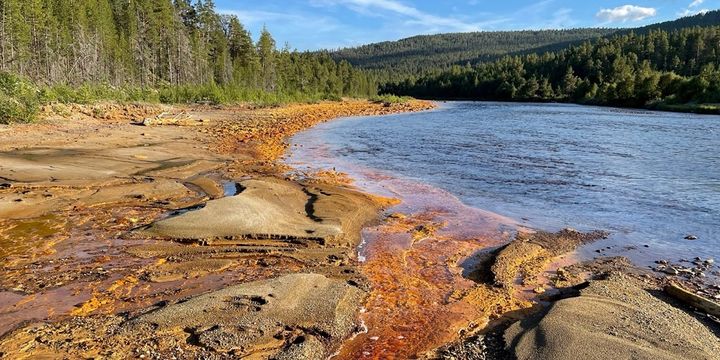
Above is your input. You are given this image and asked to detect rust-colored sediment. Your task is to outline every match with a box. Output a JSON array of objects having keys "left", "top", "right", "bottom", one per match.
[
  {"left": 0, "top": 100, "right": 433, "bottom": 340},
  {"left": 326, "top": 178, "right": 526, "bottom": 359}
]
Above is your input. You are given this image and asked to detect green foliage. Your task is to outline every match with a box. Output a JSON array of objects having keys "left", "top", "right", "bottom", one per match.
[
  {"left": 0, "top": 72, "right": 39, "bottom": 124},
  {"left": 39, "top": 85, "right": 160, "bottom": 104},
  {"left": 382, "top": 24, "right": 720, "bottom": 110},
  {"left": 332, "top": 29, "right": 617, "bottom": 83},
  {"left": 370, "top": 94, "right": 413, "bottom": 104},
  {"left": 31, "top": 83, "right": 340, "bottom": 107},
  {"left": 0, "top": 0, "right": 376, "bottom": 106}
]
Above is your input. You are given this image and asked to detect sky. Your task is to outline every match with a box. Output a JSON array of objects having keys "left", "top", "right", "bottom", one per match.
[{"left": 215, "top": 0, "right": 719, "bottom": 50}]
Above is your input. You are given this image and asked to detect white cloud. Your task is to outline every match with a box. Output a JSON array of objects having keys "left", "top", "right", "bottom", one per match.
[
  {"left": 677, "top": 0, "right": 710, "bottom": 16},
  {"left": 596, "top": 5, "right": 657, "bottom": 22},
  {"left": 678, "top": 8, "right": 710, "bottom": 16},
  {"left": 678, "top": 0, "right": 710, "bottom": 16}
]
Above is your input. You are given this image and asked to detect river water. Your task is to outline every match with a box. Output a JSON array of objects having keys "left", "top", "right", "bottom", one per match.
[{"left": 289, "top": 101, "right": 720, "bottom": 267}]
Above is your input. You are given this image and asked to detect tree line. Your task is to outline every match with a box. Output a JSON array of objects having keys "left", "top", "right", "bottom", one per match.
[
  {"left": 382, "top": 25, "right": 720, "bottom": 110},
  {"left": 0, "top": 0, "right": 376, "bottom": 102}
]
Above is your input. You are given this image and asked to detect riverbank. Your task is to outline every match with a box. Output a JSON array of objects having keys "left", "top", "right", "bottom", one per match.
[
  {"left": 0, "top": 99, "right": 434, "bottom": 358},
  {"left": 414, "top": 96, "right": 720, "bottom": 116}
]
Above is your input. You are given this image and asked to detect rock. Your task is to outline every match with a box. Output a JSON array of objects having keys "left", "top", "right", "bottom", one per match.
[
  {"left": 662, "top": 267, "right": 679, "bottom": 275},
  {"left": 534, "top": 287, "right": 546, "bottom": 294},
  {"left": 506, "top": 274, "right": 720, "bottom": 360},
  {"left": 129, "top": 273, "right": 364, "bottom": 359},
  {"left": 685, "top": 235, "right": 698, "bottom": 240},
  {"left": 387, "top": 212, "right": 407, "bottom": 220},
  {"left": 705, "top": 259, "right": 714, "bottom": 265},
  {"left": 0, "top": 182, "right": 11, "bottom": 189}
]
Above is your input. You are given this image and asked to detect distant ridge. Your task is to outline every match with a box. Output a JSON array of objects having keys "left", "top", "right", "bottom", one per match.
[
  {"left": 330, "top": 29, "right": 615, "bottom": 81},
  {"left": 628, "top": 9, "right": 720, "bottom": 34},
  {"left": 331, "top": 10, "right": 720, "bottom": 82}
]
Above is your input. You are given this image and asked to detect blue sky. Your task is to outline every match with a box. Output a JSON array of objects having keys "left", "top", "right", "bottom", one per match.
[{"left": 216, "top": 0, "right": 719, "bottom": 50}]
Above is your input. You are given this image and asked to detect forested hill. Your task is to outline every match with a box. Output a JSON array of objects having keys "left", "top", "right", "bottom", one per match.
[
  {"left": 383, "top": 24, "right": 720, "bottom": 113},
  {"left": 331, "top": 10, "right": 720, "bottom": 84},
  {"left": 331, "top": 29, "right": 615, "bottom": 82},
  {"left": 627, "top": 9, "right": 720, "bottom": 35}
]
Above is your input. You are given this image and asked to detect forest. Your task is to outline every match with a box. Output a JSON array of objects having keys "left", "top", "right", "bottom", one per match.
[
  {"left": 330, "top": 29, "right": 616, "bottom": 83},
  {"left": 381, "top": 25, "right": 720, "bottom": 111},
  {"left": 0, "top": 0, "right": 376, "bottom": 123}
]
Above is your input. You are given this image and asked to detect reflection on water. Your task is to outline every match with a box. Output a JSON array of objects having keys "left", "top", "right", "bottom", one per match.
[{"left": 289, "top": 102, "right": 720, "bottom": 264}]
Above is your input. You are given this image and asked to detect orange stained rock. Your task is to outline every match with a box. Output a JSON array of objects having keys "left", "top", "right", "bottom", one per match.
[
  {"left": 336, "top": 211, "right": 509, "bottom": 359},
  {"left": 70, "top": 275, "right": 139, "bottom": 316}
]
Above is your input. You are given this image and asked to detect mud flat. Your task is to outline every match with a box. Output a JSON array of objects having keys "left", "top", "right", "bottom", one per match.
[{"left": 0, "top": 99, "right": 433, "bottom": 359}]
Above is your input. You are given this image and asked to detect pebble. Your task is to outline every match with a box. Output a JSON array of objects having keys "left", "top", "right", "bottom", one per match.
[
  {"left": 662, "top": 267, "right": 679, "bottom": 275},
  {"left": 684, "top": 235, "right": 698, "bottom": 240}
]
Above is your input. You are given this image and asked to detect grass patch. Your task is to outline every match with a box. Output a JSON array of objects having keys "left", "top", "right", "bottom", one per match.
[{"left": 40, "top": 83, "right": 342, "bottom": 107}]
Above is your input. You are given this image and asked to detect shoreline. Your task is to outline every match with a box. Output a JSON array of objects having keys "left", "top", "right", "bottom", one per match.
[
  {"left": 411, "top": 97, "right": 720, "bottom": 116},
  {"left": 286, "top": 106, "right": 720, "bottom": 358},
  {"left": 0, "top": 99, "right": 718, "bottom": 359}
]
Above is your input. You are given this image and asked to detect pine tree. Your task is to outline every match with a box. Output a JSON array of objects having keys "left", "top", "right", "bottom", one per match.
[{"left": 257, "top": 26, "right": 276, "bottom": 91}]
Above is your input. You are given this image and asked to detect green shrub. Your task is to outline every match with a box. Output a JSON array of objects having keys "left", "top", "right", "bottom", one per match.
[
  {"left": 0, "top": 72, "right": 40, "bottom": 124},
  {"left": 369, "top": 94, "right": 413, "bottom": 104},
  {"left": 322, "top": 93, "right": 343, "bottom": 102}
]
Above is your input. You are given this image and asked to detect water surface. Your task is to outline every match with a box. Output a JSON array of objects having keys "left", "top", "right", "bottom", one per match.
[{"left": 289, "top": 102, "right": 720, "bottom": 264}]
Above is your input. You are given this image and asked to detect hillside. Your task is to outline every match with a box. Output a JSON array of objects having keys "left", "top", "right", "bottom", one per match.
[
  {"left": 382, "top": 24, "right": 720, "bottom": 112},
  {"left": 630, "top": 9, "right": 720, "bottom": 34},
  {"left": 331, "top": 29, "right": 615, "bottom": 81},
  {"left": 332, "top": 10, "right": 720, "bottom": 83}
]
